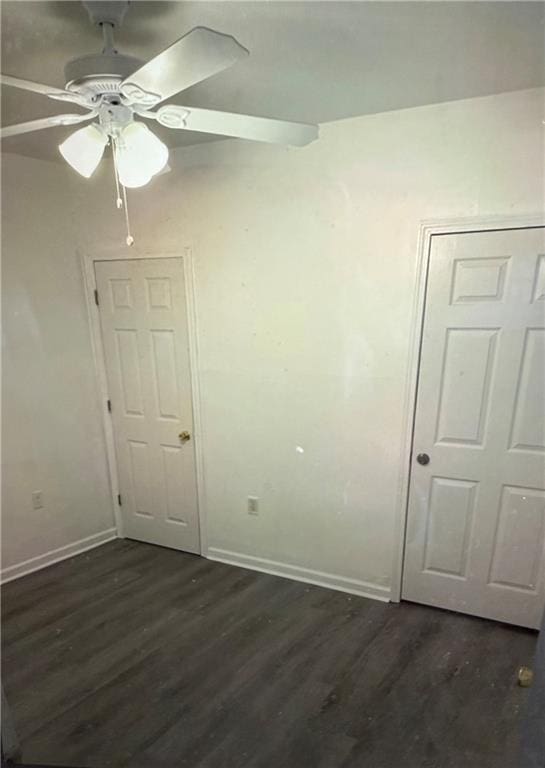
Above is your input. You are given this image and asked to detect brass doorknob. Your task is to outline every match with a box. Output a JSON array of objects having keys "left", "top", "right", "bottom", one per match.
[{"left": 179, "top": 431, "right": 191, "bottom": 443}]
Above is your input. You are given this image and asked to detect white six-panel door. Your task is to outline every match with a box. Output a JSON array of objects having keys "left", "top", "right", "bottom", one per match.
[
  {"left": 403, "top": 227, "right": 545, "bottom": 628},
  {"left": 95, "top": 258, "right": 200, "bottom": 554}
]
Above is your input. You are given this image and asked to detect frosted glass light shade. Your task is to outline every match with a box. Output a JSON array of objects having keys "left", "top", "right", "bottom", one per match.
[
  {"left": 116, "top": 122, "right": 169, "bottom": 188},
  {"left": 59, "top": 124, "right": 108, "bottom": 178}
]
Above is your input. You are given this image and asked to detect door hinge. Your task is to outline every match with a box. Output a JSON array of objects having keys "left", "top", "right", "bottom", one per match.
[
  {"left": 107, "top": 399, "right": 112, "bottom": 413},
  {"left": 117, "top": 494, "right": 122, "bottom": 506},
  {"left": 94, "top": 289, "right": 99, "bottom": 306}
]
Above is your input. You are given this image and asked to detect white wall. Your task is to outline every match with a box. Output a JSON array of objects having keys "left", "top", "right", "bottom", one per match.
[
  {"left": 3, "top": 87, "right": 543, "bottom": 596},
  {"left": 1, "top": 155, "right": 115, "bottom": 579}
]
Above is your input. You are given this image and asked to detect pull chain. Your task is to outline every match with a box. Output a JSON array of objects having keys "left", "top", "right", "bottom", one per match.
[
  {"left": 112, "top": 137, "right": 134, "bottom": 246},
  {"left": 112, "top": 138, "right": 123, "bottom": 210},
  {"left": 121, "top": 183, "right": 134, "bottom": 246}
]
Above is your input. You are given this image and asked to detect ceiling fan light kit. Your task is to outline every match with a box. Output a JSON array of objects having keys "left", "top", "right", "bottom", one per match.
[{"left": 1, "top": 0, "right": 319, "bottom": 243}]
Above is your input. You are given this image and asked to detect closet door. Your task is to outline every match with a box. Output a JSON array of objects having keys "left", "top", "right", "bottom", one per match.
[{"left": 403, "top": 227, "right": 545, "bottom": 628}]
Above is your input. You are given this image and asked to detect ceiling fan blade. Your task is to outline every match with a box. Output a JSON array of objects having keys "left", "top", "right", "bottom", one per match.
[
  {"left": 1, "top": 74, "right": 86, "bottom": 106},
  {"left": 1, "top": 112, "right": 96, "bottom": 139},
  {"left": 153, "top": 104, "right": 319, "bottom": 146},
  {"left": 120, "top": 26, "right": 249, "bottom": 108}
]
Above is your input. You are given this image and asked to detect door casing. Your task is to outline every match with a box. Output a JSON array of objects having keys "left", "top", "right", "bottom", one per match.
[
  {"left": 81, "top": 247, "right": 207, "bottom": 553},
  {"left": 392, "top": 213, "right": 545, "bottom": 603}
]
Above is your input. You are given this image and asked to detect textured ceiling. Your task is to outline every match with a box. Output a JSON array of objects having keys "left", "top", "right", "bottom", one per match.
[{"left": 2, "top": 1, "right": 544, "bottom": 161}]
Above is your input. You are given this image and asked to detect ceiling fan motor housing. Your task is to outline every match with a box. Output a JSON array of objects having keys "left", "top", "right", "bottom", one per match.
[{"left": 64, "top": 53, "right": 144, "bottom": 99}]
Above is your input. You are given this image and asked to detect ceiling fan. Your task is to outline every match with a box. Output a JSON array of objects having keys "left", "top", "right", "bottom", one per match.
[{"left": 1, "top": 0, "right": 319, "bottom": 192}]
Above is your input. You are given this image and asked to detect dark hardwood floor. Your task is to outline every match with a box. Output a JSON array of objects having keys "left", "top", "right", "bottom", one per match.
[{"left": 1, "top": 539, "right": 537, "bottom": 768}]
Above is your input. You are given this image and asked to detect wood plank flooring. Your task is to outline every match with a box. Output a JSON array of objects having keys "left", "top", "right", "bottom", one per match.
[{"left": 1, "top": 540, "right": 537, "bottom": 768}]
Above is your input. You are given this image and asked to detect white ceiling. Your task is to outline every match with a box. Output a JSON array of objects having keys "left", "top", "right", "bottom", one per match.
[{"left": 2, "top": 1, "right": 544, "bottom": 161}]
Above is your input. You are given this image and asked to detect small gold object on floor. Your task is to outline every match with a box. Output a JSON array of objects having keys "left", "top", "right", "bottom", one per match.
[{"left": 518, "top": 666, "right": 534, "bottom": 687}]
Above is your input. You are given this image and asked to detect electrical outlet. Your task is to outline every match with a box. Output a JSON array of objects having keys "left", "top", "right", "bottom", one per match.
[
  {"left": 247, "top": 496, "right": 259, "bottom": 516},
  {"left": 32, "top": 491, "right": 44, "bottom": 510}
]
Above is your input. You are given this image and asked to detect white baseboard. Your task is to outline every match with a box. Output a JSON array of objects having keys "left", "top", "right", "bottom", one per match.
[
  {"left": 207, "top": 547, "right": 391, "bottom": 602},
  {"left": 1, "top": 528, "right": 118, "bottom": 584}
]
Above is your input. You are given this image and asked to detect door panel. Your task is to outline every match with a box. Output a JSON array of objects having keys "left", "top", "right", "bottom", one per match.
[
  {"left": 489, "top": 486, "right": 545, "bottom": 591},
  {"left": 116, "top": 330, "right": 144, "bottom": 414},
  {"left": 509, "top": 329, "right": 545, "bottom": 452},
  {"left": 95, "top": 258, "right": 200, "bottom": 554},
  {"left": 403, "top": 227, "right": 545, "bottom": 628},
  {"left": 423, "top": 476, "right": 477, "bottom": 578},
  {"left": 435, "top": 328, "right": 498, "bottom": 445}
]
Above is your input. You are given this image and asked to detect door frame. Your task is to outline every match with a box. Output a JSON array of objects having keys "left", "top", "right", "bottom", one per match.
[
  {"left": 80, "top": 247, "right": 208, "bottom": 554},
  {"left": 391, "top": 212, "right": 545, "bottom": 602}
]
